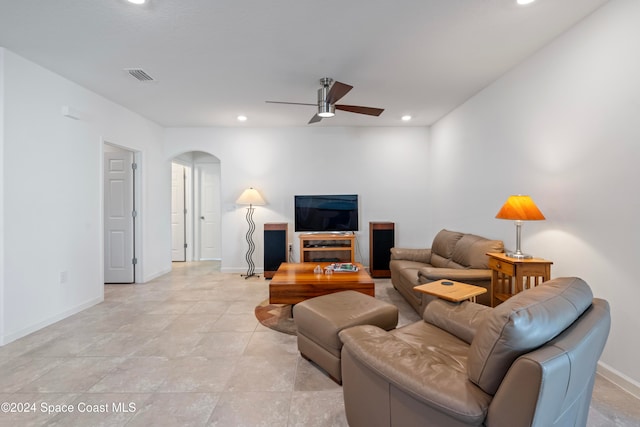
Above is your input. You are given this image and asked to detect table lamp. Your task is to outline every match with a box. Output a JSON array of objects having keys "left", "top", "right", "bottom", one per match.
[
  {"left": 495, "top": 195, "right": 545, "bottom": 259},
  {"left": 236, "top": 187, "right": 266, "bottom": 278}
]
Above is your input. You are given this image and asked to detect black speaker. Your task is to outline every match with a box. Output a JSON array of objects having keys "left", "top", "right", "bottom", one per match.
[
  {"left": 369, "top": 222, "right": 394, "bottom": 278},
  {"left": 264, "top": 223, "right": 288, "bottom": 279}
]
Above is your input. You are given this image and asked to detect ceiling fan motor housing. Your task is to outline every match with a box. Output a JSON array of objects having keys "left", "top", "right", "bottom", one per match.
[{"left": 317, "top": 79, "right": 335, "bottom": 117}]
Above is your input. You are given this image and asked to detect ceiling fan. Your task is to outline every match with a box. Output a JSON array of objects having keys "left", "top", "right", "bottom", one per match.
[{"left": 266, "top": 77, "right": 384, "bottom": 124}]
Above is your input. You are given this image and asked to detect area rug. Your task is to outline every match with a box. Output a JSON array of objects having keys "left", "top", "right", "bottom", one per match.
[{"left": 254, "top": 300, "right": 297, "bottom": 335}]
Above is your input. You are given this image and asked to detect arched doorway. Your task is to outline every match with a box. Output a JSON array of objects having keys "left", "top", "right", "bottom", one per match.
[{"left": 171, "top": 151, "right": 222, "bottom": 265}]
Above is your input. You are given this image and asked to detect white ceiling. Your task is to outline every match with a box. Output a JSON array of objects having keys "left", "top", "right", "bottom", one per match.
[{"left": 0, "top": 0, "right": 609, "bottom": 127}]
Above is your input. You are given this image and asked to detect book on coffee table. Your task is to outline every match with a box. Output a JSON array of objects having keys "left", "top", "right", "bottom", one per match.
[{"left": 330, "top": 263, "right": 359, "bottom": 272}]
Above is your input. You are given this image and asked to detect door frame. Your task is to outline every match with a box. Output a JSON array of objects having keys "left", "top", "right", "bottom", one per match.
[
  {"left": 171, "top": 160, "right": 194, "bottom": 262},
  {"left": 170, "top": 151, "right": 221, "bottom": 263},
  {"left": 194, "top": 161, "right": 222, "bottom": 261},
  {"left": 102, "top": 140, "right": 142, "bottom": 283}
]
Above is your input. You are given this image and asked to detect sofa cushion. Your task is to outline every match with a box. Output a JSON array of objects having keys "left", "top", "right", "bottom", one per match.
[
  {"left": 451, "top": 234, "right": 504, "bottom": 269},
  {"left": 467, "top": 277, "right": 593, "bottom": 395},
  {"left": 390, "top": 248, "right": 432, "bottom": 264},
  {"left": 340, "top": 323, "right": 492, "bottom": 425},
  {"left": 390, "top": 259, "right": 432, "bottom": 272},
  {"left": 431, "top": 230, "right": 464, "bottom": 267}
]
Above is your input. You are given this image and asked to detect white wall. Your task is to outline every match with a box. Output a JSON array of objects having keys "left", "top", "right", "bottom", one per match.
[
  {"left": 428, "top": 0, "right": 640, "bottom": 388},
  {"left": 0, "top": 48, "right": 170, "bottom": 345},
  {"left": 0, "top": 48, "right": 5, "bottom": 343},
  {"left": 164, "top": 126, "right": 430, "bottom": 272}
]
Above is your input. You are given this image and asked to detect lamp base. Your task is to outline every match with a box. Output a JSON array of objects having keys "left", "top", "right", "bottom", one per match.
[{"left": 505, "top": 251, "right": 533, "bottom": 260}]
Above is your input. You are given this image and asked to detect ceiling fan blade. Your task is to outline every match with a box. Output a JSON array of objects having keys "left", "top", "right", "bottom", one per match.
[
  {"left": 336, "top": 104, "right": 384, "bottom": 116},
  {"left": 265, "top": 101, "right": 316, "bottom": 106},
  {"left": 308, "top": 114, "right": 322, "bottom": 124},
  {"left": 327, "top": 81, "right": 353, "bottom": 104}
]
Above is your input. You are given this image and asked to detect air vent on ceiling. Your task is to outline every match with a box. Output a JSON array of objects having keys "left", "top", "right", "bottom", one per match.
[{"left": 124, "top": 68, "right": 155, "bottom": 82}]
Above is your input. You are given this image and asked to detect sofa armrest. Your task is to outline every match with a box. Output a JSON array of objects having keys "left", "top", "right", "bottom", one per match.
[
  {"left": 390, "top": 247, "right": 431, "bottom": 263},
  {"left": 339, "top": 325, "right": 491, "bottom": 424},
  {"left": 423, "top": 300, "right": 492, "bottom": 344},
  {"left": 418, "top": 267, "right": 492, "bottom": 282}
]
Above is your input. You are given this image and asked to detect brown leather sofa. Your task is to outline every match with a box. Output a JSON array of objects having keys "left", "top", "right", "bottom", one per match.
[
  {"left": 390, "top": 229, "right": 504, "bottom": 312},
  {"left": 339, "top": 277, "right": 611, "bottom": 427}
]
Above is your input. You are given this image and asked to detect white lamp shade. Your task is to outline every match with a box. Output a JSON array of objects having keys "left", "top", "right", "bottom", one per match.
[{"left": 236, "top": 187, "right": 266, "bottom": 206}]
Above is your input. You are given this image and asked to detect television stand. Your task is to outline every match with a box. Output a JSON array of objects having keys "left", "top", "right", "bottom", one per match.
[{"left": 299, "top": 233, "right": 355, "bottom": 263}]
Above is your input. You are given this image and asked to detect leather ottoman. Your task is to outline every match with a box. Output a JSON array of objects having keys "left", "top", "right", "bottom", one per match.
[{"left": 293, "top": 290, "right": 398, "bottom": 384}]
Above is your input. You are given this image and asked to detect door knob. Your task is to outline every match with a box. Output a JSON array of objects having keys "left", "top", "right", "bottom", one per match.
[{"left": 200, "top": 216, "right": 205, "bottom": 220}]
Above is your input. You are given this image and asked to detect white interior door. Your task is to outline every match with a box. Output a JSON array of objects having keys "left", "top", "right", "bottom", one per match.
[
  {"left": 199, "top": 163, "right": 221, "bottom": 260},
  {"left": 171, "top": 163, "right": 186, "bottom": 262},
  {"left": 104, "top": 150, "right": 135, "bottom": 283}
]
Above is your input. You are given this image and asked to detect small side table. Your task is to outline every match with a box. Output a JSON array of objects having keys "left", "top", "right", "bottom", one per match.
[
  {"left": 486, "top": 252, "right": 553, "bottom": 306},
  {"left": 414, "top": 279, "right": 487, "bottom": 303}
]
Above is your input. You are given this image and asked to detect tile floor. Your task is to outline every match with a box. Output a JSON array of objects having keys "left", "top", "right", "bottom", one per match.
[{"left": 0, "top": 261, "right": 638, "bottom": 426}]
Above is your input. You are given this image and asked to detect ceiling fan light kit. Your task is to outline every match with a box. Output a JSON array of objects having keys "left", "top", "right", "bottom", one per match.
[
  {"left": 318, "top": 77, "right": 334, "bottom": 117},
  {"left": 266, "top": 77, "right": 384, "bottom": 124}
]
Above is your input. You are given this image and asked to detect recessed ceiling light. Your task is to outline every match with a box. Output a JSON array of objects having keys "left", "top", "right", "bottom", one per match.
[
  {"left": 517, "top": 0, "right": 535, "bottom": 5},
  {"left": 237, "top": 115, "right": 248, "bottom": 122},
  {"left": 127, "top": 0, "right": 146, "bottom": 4},
  {"left": 401, "top": 115, "right": 412, "bottom": 122}
]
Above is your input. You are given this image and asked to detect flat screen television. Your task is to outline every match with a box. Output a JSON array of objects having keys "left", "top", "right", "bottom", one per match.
[{"left": 294, "top": 194, "right": 359, "bottom": 232}]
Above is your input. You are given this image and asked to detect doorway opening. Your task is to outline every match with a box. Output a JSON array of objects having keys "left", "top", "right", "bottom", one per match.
[{"left": 171, "top": 152, "right": 221, "bottom": 267}]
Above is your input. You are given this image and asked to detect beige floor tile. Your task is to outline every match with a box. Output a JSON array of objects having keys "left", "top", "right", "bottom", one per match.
[
  {"left": 0, "top": 357, "right": 64, "bottom": 393},
  {"left": 20, "top": 331, "right": 111, "bottom": 358},
  {"left": 191, "top": 332, "right": 253, "bottom": 357},
  {"left": 183, "top": 300, "right": 232, "bottom": 315},
  {"left": 146, "top": 301, "right": 197, "bottom": 315},
  {"left": 243, "top": 330, "right": 298, "bottom": 358},
  {"left": 78, "top": 331, "right": 157, "bottom": 357},
  {"left": 209, "top": 312, "right": 260, "bottom": 332},
  {"left": 156, "top": 356, "right": 238, "bottom": 392},
  {"left": 116, "top": 313, "right": 179, "bottom": 333},
  {"left": 131, "top": 331, "right": 204, "bottom": 358},
  {"left": 288, "top": 391, "right": 348, "bottom": 427},
  {"left": 88, "top": 357, "right": 171, "bottom": 393},
  {"left": 18, "top": 357, "right": 123, "bottom": 393},
  {"left": 224, "top": 355, "right": 298, "bottom": 392},
  {"left": 294, "top": 358, "right": 343, "bottom": 392},
  {"left": 164, "top": 314, "right": 226, "bottom": 334},
  {"left": 127, "top": 392, "right": 219, "bottom": 427},
  {"left": 206, "top": 391, "right": 290, "bottom": 427}
]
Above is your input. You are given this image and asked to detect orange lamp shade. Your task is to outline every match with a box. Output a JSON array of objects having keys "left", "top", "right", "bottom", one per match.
[{"left": 495, "top": 195, "right": 545, "bottom": 221}]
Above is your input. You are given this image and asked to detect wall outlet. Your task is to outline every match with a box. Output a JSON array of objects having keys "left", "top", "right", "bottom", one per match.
[
  {"left": 59, "top": 271, "right": 68, "bottom": 284},
  {"left": 288, "top": 244, "right": 293, "bottom": 252}
]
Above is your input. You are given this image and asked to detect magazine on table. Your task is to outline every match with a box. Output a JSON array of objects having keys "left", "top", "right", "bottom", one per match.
[{"left": 330, "top": 263, "right": 359, "bottom": 272}]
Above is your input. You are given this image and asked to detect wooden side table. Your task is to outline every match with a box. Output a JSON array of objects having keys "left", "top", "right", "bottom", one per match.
[
  {"left": 414, "top": 279, "right": 487, "bottom": 303},
  {"left": 487, "top": 252, "right": 553, "bottom": 306}
]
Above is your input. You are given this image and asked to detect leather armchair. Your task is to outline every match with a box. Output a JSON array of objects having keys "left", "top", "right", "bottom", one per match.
[{"left": 339, "top": 277, "right": 611, "bottom": 427}]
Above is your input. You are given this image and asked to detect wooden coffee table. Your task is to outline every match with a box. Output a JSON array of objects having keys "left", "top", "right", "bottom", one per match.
[
  {"left": 269, "top": 262, "right": 375, "bottom": 305},
  {"left": 413, "top": 279, "right": 487, "bottom": 303}
]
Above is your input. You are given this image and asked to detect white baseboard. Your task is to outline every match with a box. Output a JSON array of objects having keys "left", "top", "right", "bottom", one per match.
[
  {"left": 1, "top": 296, "right": 104, "bottom": 346},
  {"left": 597, "top": 361, "right": 640, "bottom": 399}
]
